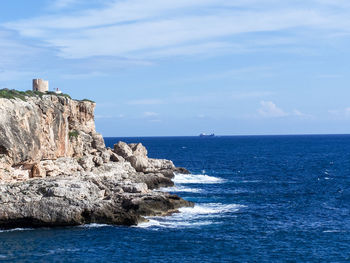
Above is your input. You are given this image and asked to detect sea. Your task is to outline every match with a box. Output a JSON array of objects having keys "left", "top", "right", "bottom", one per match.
[{"left": 1, "top": 135, "right": 350, "bottom": 262}]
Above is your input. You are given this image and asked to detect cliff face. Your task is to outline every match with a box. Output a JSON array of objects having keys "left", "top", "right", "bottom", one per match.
[{"left": 0, "top": 95, "right": 104, "bottom": 180}]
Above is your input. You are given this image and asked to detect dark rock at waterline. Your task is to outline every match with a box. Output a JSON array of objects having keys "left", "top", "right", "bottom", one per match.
[{"left": 173, "top": 167, "right": 191, "bottom": 174}]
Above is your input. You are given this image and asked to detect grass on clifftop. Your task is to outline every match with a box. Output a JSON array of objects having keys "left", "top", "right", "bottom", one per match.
[
  {"left": 0, "top": 89, "right": 93, "bottom": 102},
  {"left": 46, "top": 91, "right": 71, "bottom": 99},
  {"left": 0, "top": 89, "right": 39, "bottom": 101},
  {"left": 80, "top": 98, "right": 95, "bottom": 103}
]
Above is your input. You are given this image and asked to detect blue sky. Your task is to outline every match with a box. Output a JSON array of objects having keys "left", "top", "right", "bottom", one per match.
[{"left": 1, "top": 0, "right": 350, "bottom": 136}]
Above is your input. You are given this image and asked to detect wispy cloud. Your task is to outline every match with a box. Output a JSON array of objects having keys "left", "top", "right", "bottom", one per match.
[
  {"left": 257, "top": 101, "right": 312, "bottom": 118},
  {"left": 143, "top": 111, "right": 159, "bottom": 117},
  {"left": 50, "top": 0, "right": 80, "bottom": 10},
  {"left": 328, "top": 107, "right": 350, "bottom": 118},
  {"left": 4, "top": 0, "right": 350, "bottom": 59},
  {"left": 292, "top": 110, "right": 313, "bottom": 119},
  {"left": 126, "top": 90, "right": 272, "bottom": 107},
  {"left": 258, "top": 101, "right": 288, "bottom": 118}
]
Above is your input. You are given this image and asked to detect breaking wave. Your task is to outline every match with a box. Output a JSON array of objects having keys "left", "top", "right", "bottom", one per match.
[
  {"left": 158, "top": 185, "right": 202, "bottom": 193},
  {"left": 0, "top": 228, "right": 33, "bottom": 233},
  {"left": 78, "top": 223, "right": 110, "bottom": 228},
  {"left": 173, "top": 173, "right": 224, "bottom": 184},
  {"left": 137, "top": 203, "right": 245, "bottom": 229}
]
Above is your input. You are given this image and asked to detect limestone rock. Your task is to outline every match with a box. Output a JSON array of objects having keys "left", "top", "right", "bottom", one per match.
[
  {"left": 113, "top": 142, "right": 133, "bottom": 158},
  {"left": 129, "top": 143, "right": 148, "bottom": 157},
  {"left": 0, "top": 95, "right": 99, "bottom": 175},
  {"left": 78, "top": 156, "right": 95, "bottom": 172},
  {"left": 93, "top": 156, "right": 104, "bottom": 167},
  {"left": 110, "top": 152, "right": 124, "bottom": 163},
  {"left": 0, "top": 172, "right": 193, "bottom": 228},
  {"left": 92, "top": 132, "right": 105, "bottom": 151},
  {"left": 126, "top": 155, "right": 149, "bottom": 172},
  {"left": 30, "top": 163, "right": 45, "bottom": 178}
]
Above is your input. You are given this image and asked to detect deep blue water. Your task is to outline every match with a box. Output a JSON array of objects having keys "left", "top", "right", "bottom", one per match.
[{"left": 1, "top": 135, "right": 350, "bottom": 262}]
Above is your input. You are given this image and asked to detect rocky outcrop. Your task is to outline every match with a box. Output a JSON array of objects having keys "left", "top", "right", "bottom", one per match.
[
  {"left": 0, "top": 162, "right": 193, "bottom": 228},
  {"left": 114, "top": 141, "right": 178, "bottom": 174},
  {"left": 0, "top": 93, "right": 193, "bottom": 228}
]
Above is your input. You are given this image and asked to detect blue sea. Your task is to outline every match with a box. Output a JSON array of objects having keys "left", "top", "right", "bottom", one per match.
[{"left": 1, "top": 135, "right": 350, "bottom": 262}]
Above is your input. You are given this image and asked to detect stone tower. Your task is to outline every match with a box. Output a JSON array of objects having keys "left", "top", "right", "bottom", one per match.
[{"left": 33, "top": 79, "right": 49, "bottom": 93}]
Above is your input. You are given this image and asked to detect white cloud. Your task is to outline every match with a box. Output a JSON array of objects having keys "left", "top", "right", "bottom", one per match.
[
  {"left": 258, "top": 101, "right": 288, "bottom": 118},
  {"left": 143, "top": 111, "right": 159, "bottom": 117},
  {"left": 257, "top": 102, "right": 312, "bottom": 119},
  {"left": 292, "top": 109, "right": 312, "bottom": 118},
  {"left": 328, "top": 107, "right": 350, "bottom": 117},
  {"left": 126, "top": 90, "right": 272, "bottom": 107}
]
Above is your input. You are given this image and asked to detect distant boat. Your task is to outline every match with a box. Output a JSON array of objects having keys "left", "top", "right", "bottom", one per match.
[{"left": 199, "top": 133, "right": 215, "bottom": 137}]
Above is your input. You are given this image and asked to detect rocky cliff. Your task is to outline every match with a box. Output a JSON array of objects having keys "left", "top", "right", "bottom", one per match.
[
  {"left": 0, "top": 91, "right": 192, "bottom": 228},
  {"left": 0, "top": 94, "right": 105, "bottom": 181}
]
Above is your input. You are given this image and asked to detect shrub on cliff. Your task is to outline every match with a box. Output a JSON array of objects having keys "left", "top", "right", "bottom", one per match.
[
  {"left": 69, "top": 130, "right": 79, "bottom": 139},
  {"left": 0, "top": 89, "right": 30, "bottom": 101}
]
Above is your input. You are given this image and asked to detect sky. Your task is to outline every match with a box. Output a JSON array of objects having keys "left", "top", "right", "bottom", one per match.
[{"left": 1, "top": 0, "right": 350, "bottom": 136}]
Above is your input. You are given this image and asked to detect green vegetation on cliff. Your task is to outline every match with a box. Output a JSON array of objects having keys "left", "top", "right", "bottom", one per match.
[
  {"left": 0, "top": 89, "right": 38, "bottom": 101},
  {"left": 0, "top": 89, "right": 90, "bottom": 102},
  {"left": 80, "top": 98, "right": 95, "bottom": 103},
  {"left": 68, "top": 130, "right": 79, "bottom": 139}
]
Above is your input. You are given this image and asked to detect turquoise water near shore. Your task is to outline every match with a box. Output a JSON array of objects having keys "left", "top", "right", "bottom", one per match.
[{"left": 1, "top": 135, "right": 350, "bottom": 262}]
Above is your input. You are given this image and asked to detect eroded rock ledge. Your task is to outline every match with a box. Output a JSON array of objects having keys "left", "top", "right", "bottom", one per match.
[{"left": 0, "top": 94, "right": 192, "bottom": 228}]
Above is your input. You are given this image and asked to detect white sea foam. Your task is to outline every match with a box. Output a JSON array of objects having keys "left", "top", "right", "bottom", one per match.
[
  {"left": 179, "top": 203, "right": 245, "bottom": 214},
  {"left": 240, "top": 180, "right": 262, "bottom": 183},
  {"left": 137, "top": 203, "right": 245, "bottom": 229},
  {"left": 0, "top": 228, "right": 33, "bottom": 233},
  {"left": 136, "top": 219, "right": 162, "bottom": 228},
  {"left": 323, "top": 230, "right": 344, "bottom": 233},
  {"left": 137, "top": 218, "right": 213, "bottom": 229},
  {"left": 79, "top": 223, "right": 109, "bottom": 228},
  {"left": 158, "top": 185, "right": 202, "bottom": 193},
  {"left": 173, "top": 173, "right": 224, "bottom": 184}
]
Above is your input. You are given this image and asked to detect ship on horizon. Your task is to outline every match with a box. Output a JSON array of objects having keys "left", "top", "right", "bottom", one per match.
[{"left": 199, "top": 133, "right": 215, "bottom": 137}]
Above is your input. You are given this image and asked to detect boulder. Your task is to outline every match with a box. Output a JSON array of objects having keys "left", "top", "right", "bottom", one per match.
[
  {"left": 110, "top": 152, "right": 125, "bottom": 162},
  {"left": 113, "top": 142, "right": 133, "bottom": 158},
  {"left": 129, "top": 143, "right": 148, "bottom": 157},
  {"left": 91, "top": 132, "right": 105, "bottom": 151},
  {"left": 30, "top": 163, "right": 45, "bottom": 178},
  {"left": 126, "top": 155, "right": 149, "bottom": 172}
]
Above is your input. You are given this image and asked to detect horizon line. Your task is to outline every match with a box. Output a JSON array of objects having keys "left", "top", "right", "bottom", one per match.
[{"left": 103, "top": 133, "right": 350, "bottom": 138}]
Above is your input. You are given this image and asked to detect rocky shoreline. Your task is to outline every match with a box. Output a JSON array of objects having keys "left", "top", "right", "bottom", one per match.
[{"left": 0, "top": 93, "right": 193, "bottom": 228}]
